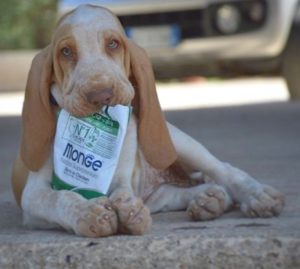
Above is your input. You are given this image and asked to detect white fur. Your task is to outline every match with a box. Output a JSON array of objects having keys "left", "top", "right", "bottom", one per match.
[{"left": 62, "top": 5, "right": 120, "bottom": 30}]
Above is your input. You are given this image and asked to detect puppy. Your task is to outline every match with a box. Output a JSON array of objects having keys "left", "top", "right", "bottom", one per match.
[{"left": 11, "top": 5, "right": 284, "bottom": 237}]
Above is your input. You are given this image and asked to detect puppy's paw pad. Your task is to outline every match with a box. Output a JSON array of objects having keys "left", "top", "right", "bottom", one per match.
[
  {"left": 113, "top": 194, "right": 152, "bottom": 235},
  {"left": 74, "top": 197, "right": 118, "bottom": 237},
  {"left": 187, "top": 185, "right": 228, "bottom": 221},
  {"left": 241, "top": 184, "right": 285, "bottom": 218}
]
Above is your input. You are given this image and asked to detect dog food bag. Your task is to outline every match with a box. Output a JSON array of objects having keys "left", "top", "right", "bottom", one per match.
[{"left": 51, "top": 105, "right": 131, "bottom": 199}]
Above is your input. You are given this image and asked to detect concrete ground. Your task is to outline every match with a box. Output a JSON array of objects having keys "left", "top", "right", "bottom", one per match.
[
  {"left": 1, "top": 102, "right": 299, "bottom": 268},
  {"left": 0, "top": 52, "right": 299, "bottom": 268}
]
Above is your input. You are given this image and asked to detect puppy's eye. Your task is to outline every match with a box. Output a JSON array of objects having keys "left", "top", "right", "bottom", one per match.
[
  {"left": 61, "top": 47, "right": 73, "bottom": 57},
  {"left": 107, "top": 39, "right": 119, "bottom": 50}
]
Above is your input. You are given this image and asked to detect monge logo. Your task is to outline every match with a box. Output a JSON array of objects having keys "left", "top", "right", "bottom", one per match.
[{"left": 63, "top": 143, "right": 102, "bottom": 171}]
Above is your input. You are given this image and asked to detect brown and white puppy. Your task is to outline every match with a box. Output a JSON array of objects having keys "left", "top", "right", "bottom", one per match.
[{"left": 11, "top": 5, "right": 284, "bottom": 237}]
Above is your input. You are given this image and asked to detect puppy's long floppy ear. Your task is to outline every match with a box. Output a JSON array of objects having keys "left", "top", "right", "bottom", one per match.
[
  {"left": 20, "top": 46, "right": 56, "bottom": 171},
  {"left": 128, "top": 41, "right": 177, "bottom": 170}
]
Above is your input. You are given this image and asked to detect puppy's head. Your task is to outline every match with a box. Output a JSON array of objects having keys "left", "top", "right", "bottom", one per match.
[
  {"left": 52, "top": 5, "right": 134, "bottom": 116},
  {"left": 21, "top": 5, "right": 177, "bottom": 171}
]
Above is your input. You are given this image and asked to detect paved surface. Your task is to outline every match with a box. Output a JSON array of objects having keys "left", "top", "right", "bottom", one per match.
[
  {"left": 0, "top": 51, "right": 36, "bottom": 92},
  {"left": 0, "top": 99, "right": 299, "bottom": 268}
]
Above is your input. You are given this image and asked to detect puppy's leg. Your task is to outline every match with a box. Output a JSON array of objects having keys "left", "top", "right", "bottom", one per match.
[
  {"left": 167, "top": 123, "right": 285, "bottom": 217},
  {"left": 21, "top": 154, "right": 118, "bottom": 237},
  {"left": 146, "top": 183, "right": 232, "bottom": 220},
  {"left": 106, "top": 116, "right": 152, "bottom": 235},
  {"left": 109, "top": 187, "right": 152, "bottom": 235}
]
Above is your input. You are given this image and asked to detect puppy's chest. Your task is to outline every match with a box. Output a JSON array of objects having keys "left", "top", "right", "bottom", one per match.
[
  {"left": 112, "top": 115, "right": 193, "bottom": 200},
  {"left": 136, "top": 155, "right": 192, "bottom": 201}
]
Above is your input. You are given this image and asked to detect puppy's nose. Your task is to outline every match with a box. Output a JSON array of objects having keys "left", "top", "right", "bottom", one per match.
[{"left": 86, "top": 88, "right": 113, "bottom": 106}]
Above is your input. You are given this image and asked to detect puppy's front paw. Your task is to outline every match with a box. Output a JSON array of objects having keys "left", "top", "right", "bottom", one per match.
[
  {"left": 240, "top": 184, "right": 285, "bottom": 218},
  {"left": 74, "top": 197, "right": 118, "bottom": 237},
  {"left": 187, "top": 185, "right": 230, "bottom": 221},
  {"left": 112, "top": 192, "right": 152, "bottom": 235}
]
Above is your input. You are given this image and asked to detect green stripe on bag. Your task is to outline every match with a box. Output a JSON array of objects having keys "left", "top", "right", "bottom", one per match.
[{"left": 51, "top": 173, "right": 104, "bottom": 199}]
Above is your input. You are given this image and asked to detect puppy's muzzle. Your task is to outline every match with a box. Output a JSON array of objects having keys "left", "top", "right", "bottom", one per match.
[{"left": 86, "top": 88, "right": 113, "bottom": 106}]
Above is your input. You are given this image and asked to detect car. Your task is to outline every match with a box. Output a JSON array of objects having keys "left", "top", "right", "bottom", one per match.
[{"left": 59, "top": 0, "right": 300, "bottom": 99}]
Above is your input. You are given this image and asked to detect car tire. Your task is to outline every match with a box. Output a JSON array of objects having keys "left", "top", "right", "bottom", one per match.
[{"left": 282, "top": 24, "right": 300, "bottom": 99}]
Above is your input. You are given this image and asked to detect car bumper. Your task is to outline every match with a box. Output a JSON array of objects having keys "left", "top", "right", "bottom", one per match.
[{"left": 145, "top": 0, "right": 298, "bottom": 63}]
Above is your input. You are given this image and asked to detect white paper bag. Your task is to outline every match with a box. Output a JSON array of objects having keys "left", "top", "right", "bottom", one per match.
[{"left": 51, "top": 105, "right": 131, "bottom": 199}]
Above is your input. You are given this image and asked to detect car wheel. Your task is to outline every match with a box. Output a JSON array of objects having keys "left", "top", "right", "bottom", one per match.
[{"left": 282, "top": 25, "right": 300, "bottom": 100}]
